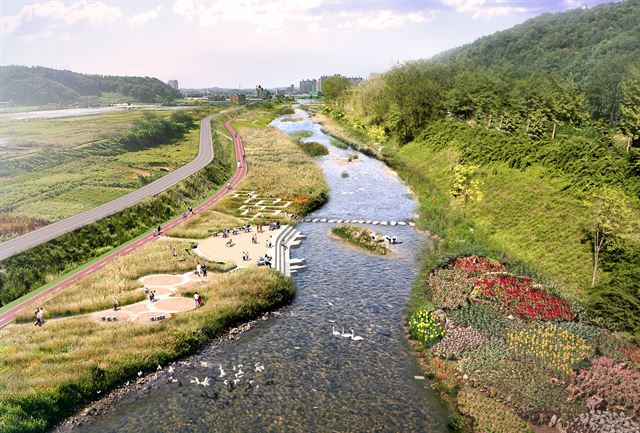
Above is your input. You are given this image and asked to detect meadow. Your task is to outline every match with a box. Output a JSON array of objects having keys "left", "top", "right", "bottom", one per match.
[{"left": 0, "top": 108, "right": 216, "bottom": 240}]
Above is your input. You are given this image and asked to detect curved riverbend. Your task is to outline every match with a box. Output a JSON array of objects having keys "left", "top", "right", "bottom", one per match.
[{"left": 71, "top": 106, "right": 449, "bottom": 433}]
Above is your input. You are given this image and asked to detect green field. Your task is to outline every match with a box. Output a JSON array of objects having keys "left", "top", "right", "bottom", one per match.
[{"left": 0, "top": 109, "right": 215, "bottom": 240}]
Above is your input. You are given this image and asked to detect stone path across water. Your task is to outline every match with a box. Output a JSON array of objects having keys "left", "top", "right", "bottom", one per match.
[{"left": 303, "top": 218, "right": 415, "bottom": 227}]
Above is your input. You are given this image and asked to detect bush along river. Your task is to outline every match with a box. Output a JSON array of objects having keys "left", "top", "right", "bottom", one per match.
[{"left": 67, "top": 106, "right": 450, "bottom": 433}]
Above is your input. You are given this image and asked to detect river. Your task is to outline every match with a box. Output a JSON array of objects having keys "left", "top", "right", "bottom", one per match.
[{"left": 71, "top": 105, "right": 449, "bottom": 433}]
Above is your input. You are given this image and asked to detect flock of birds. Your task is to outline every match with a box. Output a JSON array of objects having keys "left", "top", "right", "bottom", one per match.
[{"left": 332, "top": 326, "right": 364, "bottom": 341}]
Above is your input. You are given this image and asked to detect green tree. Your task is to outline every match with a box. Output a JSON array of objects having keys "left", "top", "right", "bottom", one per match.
[
  {"left": 450, "top": 164, "right": 483, "bottom": 218},
  {"left": 585, "top": 187, "right": 633, "bottom": 287},
  {"left": 620, "top": 65, "right": 640, "bottom": 151},
  {"left": 322, "top": 76, "right": 351, "bottom": 104}
]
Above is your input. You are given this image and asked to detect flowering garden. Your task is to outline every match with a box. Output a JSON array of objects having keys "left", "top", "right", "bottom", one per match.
[{"left": 409, "top": 256, "right": 640, "bottom": 433}]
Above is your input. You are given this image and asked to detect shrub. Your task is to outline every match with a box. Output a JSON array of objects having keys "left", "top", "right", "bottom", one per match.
[
  {"left": 508, "top": 323, "right": 594, "bottom": 378},
  {"left": 431, "top": 326, "right": 488, "bottom": 360},
  {"left": 449, "top": 302, "right": 509, "bottom": 338},
  {"left": 558, "top": 321, "right": 604, "bottom": 343},
  {"left": 458, "top": 388, "right": 534, "bottom": 433},
  {"left": 573, "top": 357, "right": 640, "bottom": 417},
  {"left": 427, "top": 268, "right": 475, "bottom": 309},
  {"left": 408, "top": 309, "right": 444, "bottom": 347},
  {"left": 475, "top": 275, "right": 575, "bottom": 321}
]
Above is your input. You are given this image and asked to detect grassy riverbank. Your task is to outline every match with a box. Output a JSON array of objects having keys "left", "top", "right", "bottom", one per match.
[
  {"left": 317, "top": 107, "right": 640, "bottom": 432},
  {"left": 0, "top": 104, "right": 327, "bottom": 433},
  {"left": 331, "top": 225, "right": 390, "bottom": 255}
]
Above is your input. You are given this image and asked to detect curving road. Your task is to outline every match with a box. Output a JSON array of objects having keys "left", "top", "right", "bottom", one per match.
[
  {"left": 0, "top": 107, "right": 241, "bottom": 262},
  {"left": 0, "top": 116, "right": 248, "bottom": 328}
]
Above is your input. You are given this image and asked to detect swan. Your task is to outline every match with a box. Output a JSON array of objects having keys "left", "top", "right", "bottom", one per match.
[
  {"left": 168, "top": 366, "right": 174, "bottom": 374},
  {"left": 201, "top": 377, "right": 210, "bottom": 387},
  {"left": 190, "top": 377, "right": 200, "bottom": 385},
  {"left": 341, "top": 328, "right": 353, "bottom": 338},
  {"left": 219, "top": 365, "right": 226, "bottom": 378},
  {"left": 157, "top": 365, "right": 162, "bottom": 371},
  {"left": 350, "top": 330, "right": 364, "bottom": 341},
  {"left": 235, "top": 369, "right": 244, "bottom": 378},
  {"left": 137, "top": 371, "right": 143, "bottom": 377},
  {"left": 332, "top": 326, "right": 341, "bottom": 336}
]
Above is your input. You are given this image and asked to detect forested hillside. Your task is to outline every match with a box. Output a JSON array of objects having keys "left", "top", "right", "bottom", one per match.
[
  {"left": 438, "top": 0, "right": 640, "bottom": 122},
  {"left": 321, "top": 0, "right": 640, "bottom": 334},
  {"left": 0, "top": 66, "right": 181, "bottom": 105}
]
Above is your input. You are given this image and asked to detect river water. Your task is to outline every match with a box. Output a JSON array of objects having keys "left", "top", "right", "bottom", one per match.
[{"left": 74, "top": 106, "right": 449, "bottom": 432}]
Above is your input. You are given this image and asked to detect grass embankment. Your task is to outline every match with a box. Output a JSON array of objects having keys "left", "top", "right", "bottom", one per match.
[
  {"left": 0, "top": 104, "right": 321, "bottom": 433},
  {"left": 331, "top": 225, "right": 390, "bottom": 255},
  {"left": 169, "top": 109, "right": 328, "bottom": 238},
  {"left": 0, "top": 110, "right": 235, "bottom": 306},
  {"left": 320, "top": 111, "right": 640, "bottom": 432},
  {"left": 0, "top": 264, "right": 294, "bottom": 433},
  {"left": 0, "top": 108, "right": 217, "bottom": 239}
]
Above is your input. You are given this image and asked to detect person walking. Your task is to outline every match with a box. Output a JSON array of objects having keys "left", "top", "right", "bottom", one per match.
[
  {"left": 196, "top": 263, "right": 202, "bottom": 277},
  {"left": 35, "top": 308, "right": 44, "bottom": 327},
  {"left": 194, "top": 292, "right": 201, "bottom": 308},
  {"left": 113, "top": 298, "right": 120, "bottom": 311},
  {"left": 202, "top": 263, "right": 207, "bottom": 277}
]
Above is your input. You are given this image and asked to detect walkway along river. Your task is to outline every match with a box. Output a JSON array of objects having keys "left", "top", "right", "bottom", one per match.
[{"left": 70, "top": 106, "right": 450, "bottom": 432}]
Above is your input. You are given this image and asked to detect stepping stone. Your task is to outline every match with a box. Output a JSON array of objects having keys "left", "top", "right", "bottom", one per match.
[
  {"left": 398, "top": 221, "right": 407, "bottom": 226},
  {"left": 372, "top": 221, "right": 379, "bottom": 225},
  {"left": 336, "top": 220, "right": 343, "bottom": 224},
  {"left": 358, "top": 220, "right": 365, "bottom": 224},
  {"left": 408, "top": 222, "right": 416, "bottom": 227},
  {"left": 328, "top": 219, "right": 336, "bottom": 223},
  {"left": 320, "top": 218, "right": 327, "bottom": 223},
  {"left": 390, "top": 221, "right": 397, "bottom": 226},
  {"left": 312, "top": 219, "right": 319, "bottom": 223},
  {"left": 365, "top": 220, "right": 372, "bottom": 224},
  {"left": 380, "top": 221, "right": 388, "bottom": 225}
]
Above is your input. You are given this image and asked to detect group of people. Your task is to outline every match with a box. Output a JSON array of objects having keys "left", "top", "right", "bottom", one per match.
[
  {"left": 193, "top": 292, "right": 203, "bottom": 308},
  {"left": 33, "top": 308, "right": 45, "bottom": 327},
  {"left": 143, "top": 286, "right": 158, "bottom": 302},
  {"left": 384, "top": 235, "right": 400, "bottom": 245},
  {"left": 195, "top": 263, "right": 208, "bottom": 277},
  {"left": 257, "top": 254, "right": 273, "bottom": 267},
  {"left": 241, "top": 251, "right": 251, "bottom": 261}
]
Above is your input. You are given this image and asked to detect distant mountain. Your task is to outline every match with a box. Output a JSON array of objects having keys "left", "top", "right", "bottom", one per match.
[
  {"left": 437, "top": 0, "right": 640, "bottom": 121},
  {"left": 0, "top": 65, "right": 181, "bottom": 105}
]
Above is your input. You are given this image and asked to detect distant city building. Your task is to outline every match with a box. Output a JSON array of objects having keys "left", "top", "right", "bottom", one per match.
[
  {"left": 275, "top": 89, "right": 286, "bottom": 97},
  {"left": 299, "top": 79, "right": 317, "bottom": 94},
  {"left": 256, "top": 85, "right": 268, "bottom": 99},
  {"left": 230, "top": 94, "right": 246, "bottom": 104},
  {"left": 288, "top": 84, "right": 294, "bottom": 95},
  {"left": 167, "top": 80, "right": 179, "bottom": 90}
]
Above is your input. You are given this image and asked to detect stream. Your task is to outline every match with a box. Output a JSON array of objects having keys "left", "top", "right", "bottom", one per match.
[{"left": 72, "top": 105, "right": 449, "bottom": 433}]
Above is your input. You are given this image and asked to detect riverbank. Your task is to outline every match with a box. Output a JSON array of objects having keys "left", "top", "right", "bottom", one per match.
[
  {"left": 331, "top": 225, "right": 391, "bottom": 255},
  {"left": 0, "top": 105, "right": 330, "bottom": 433},
  {"left": 316, "top": 107, "right": 640, "bottom": 433}
]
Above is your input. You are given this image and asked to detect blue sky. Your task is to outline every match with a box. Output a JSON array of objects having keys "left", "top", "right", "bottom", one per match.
[{"left": 0, "top": 0, "right": 616, "bottom": 88}]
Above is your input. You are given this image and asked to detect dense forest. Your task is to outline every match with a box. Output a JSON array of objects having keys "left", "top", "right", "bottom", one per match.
[
  {"left": 322, "top": 0, "right": 640, "bottom": 333},
  {"left": 0, "top": 65, "right": 181, "bottom": 105},
  {"left": 437, "top": 0, "right": 640, "bottom": 123}
]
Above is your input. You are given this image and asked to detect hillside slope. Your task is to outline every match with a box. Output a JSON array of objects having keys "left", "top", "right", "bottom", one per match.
[
  {"left": 0, "top": 65, "right": 181, "bottom": 105},
  {"left": 438, "top": 0, "right": 640, "bottom": 121}
]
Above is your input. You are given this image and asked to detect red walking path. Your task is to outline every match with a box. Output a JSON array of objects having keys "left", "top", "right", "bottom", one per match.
[{"left": 0, "top": 118, "right": 247, "bottom": 328}]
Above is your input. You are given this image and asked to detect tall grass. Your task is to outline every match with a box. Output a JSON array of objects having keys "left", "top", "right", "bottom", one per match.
[{"left": 0, "top": 266, "right": 294, "bottom": 433}]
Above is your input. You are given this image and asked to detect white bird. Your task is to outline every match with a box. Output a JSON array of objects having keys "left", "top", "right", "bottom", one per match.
[
  {"left": 97, "top": 390, "right": 101, "bottom": 394},
  {"left": 350, "top": 330, "right": 364, "bottom": 341},
  {"left": 201, "top": 377, "right": 210, "bottom": 387},
  {"left": 190, "top": 377, "right": 200, "bottom": 385},
  {"left": 219, "top": 365, "right": 226, "bottom": 378},
  {"left": 255, "top": 364, "right": 265, "bottom": 373},
  {"left": 332, "top": 326, "right": 341, "bottom": 337},
  {"left": 157, "top": 365, "right": 162, "bottom": 371},
  {"left": 328, "top": 302, "right": 334, "bottom": 307},
  {"left": 233, "top": 378, "right": 240, "bottom": 385},
  {"left": 200, "top": 361, "right": 209, "bottom": 368},
  {"left": 341, "top": 328, "right": 353, "bottom": 338},
  {"left": 235, "top": 369, "right": 244, "bottom": 378},
  {"left": 168, "top": 366, "right": 174, "bottom": 374},
  {"left": 169, "top": 377, "right": 178, "bottom": 383},
  {"left": 137, "top": 371, "right": 143, "bottom": 377}
]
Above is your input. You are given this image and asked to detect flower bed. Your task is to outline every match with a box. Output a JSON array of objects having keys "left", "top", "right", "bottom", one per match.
[
  {"left": 449, "top": 302, "right": 509, "bottom": 338},
  {"left": 408, "top": 309, "right": 444, "bottom": 347},
  {"left": 475, "top": 274, "right": 575, "bottom": 321},
  {"left": 573, "top": 357, "right": 640, "bottom": 417},
  {"left": 458, "top": 388, "right": 534, "bottom": 433},
  {"left": 427, "top": 268, "right": 475, "bottom": 309},
  {"left": 452, "top": 256, "right": 507, "bottom": 275},
  {"left": 570, "top": 410, "right": 640, "bottom": 433},
  {"left": 508, "top": 323, "right": 593, "bottom": 378},
  {"left": 431, "top": 326, "right": 488, "bottom": 360}
]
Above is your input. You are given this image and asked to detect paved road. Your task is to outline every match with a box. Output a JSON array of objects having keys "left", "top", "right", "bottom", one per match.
[
  {"left": 0, "top": 107, "right": 241, "bottom": 262},
  {"left": 0, "top": 117, "right": 248, "bottom": 328}
]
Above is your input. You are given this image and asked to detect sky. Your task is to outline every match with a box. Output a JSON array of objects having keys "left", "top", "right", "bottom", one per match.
[{"left": 0, "top": 0, "right": 617, "bottom": 88}]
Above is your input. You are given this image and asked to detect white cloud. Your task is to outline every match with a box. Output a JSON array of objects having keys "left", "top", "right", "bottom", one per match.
[
  {"left": 1, "top": 1, "right": 121, "bottom": 37},
  {"left": 339, "top": 9, "right": 435, "bottom": 30},
  {"left": 172, "top": 0, "right": 322, "bottom": 31},
  {"left": 441, "top": 0, "right": 528, "bottom": 18},
  {"left": 129, "top": 5, "right": 164, "bottom": 27},
  {"left": 563, "top": 0, "right": 588, "bottom": 9}
]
